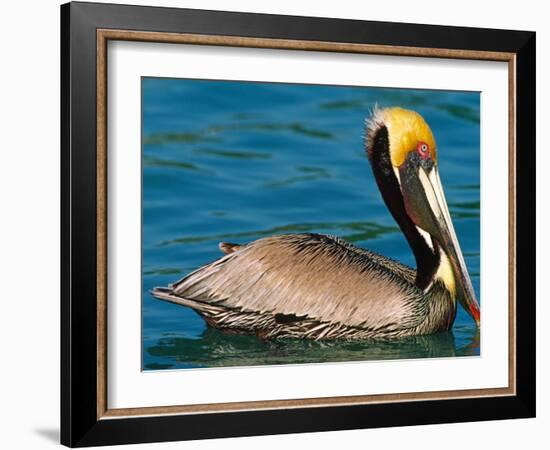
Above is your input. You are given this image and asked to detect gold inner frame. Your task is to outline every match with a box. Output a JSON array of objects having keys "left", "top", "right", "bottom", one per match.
[{"left": 96, "top": 29, "right": 517, "bottom": 420}]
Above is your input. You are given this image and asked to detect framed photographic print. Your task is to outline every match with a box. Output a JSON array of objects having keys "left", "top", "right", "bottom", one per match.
[{"left": 61, "top": 1, "right": 536, "bottom": 447}]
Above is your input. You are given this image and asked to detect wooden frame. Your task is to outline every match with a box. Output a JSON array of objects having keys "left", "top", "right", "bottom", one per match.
[{"left": 61, "top": 1, "right": 535, "bottom": 447}]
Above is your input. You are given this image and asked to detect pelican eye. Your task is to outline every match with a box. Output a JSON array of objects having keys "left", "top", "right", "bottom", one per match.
[{"left": 416, "top": 142, "right": 430, "bottom": 159}]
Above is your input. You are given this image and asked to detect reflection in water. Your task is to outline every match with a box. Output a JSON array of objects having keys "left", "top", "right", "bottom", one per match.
[
  {"left": 142, "top": 79, "right": 481, "bottom": 370},
  {"left": 145, "top": 327, "right": 480, "bottom": 370}
]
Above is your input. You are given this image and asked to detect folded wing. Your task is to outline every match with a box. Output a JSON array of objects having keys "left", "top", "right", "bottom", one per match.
[{"left": 165, "top": 233, "right": 425, "bottom": 332}]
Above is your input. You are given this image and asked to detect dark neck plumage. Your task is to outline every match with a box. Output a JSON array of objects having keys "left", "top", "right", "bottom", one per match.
[{"left": 368, "top": 125, "right": 439, "bottom": 290}]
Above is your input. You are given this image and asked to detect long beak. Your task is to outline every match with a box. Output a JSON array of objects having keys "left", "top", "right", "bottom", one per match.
[{"left": 400, "top": 164, "right": 480, "bottom": 327}]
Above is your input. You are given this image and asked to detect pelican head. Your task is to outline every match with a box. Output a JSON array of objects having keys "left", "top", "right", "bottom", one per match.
[{"left": 366, "top": 107, "right": 480, "bottom": 327}]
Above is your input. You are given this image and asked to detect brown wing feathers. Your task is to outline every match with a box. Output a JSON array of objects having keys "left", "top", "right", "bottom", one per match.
[{"left": 152, "top": 233, "right": 426, "bottom": 338}]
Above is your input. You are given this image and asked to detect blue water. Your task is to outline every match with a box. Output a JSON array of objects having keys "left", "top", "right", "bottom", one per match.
[{"left": 142, "top": 78, "right": 480, "bottom": 370}]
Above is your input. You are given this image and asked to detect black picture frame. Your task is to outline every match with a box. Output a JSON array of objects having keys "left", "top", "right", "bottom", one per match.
[{"left": 61, "top": 1, "right": 535, "bottom": 447}]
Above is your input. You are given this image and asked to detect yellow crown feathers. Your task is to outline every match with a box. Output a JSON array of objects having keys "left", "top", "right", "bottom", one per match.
[{"left": 367, "top": 107, "right": 437, "bottom": 167}]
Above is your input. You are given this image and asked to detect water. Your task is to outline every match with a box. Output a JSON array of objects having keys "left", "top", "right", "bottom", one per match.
[{"left": 142, "top": 78, "right": 480, "bottom": 370}]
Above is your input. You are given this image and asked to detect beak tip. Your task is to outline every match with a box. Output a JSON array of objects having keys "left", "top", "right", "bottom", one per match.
[{"left": 468, "top": 303, "right": 480, "bottom": 327}]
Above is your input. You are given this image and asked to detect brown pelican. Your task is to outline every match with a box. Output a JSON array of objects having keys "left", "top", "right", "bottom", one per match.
[{"left": 152, "top": 107, "right": 480, "bottom": 340}]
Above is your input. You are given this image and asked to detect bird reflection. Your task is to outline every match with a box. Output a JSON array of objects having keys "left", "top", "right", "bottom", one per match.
[{"left": 145, "top": 326, "right": 479, "bottom": 369}]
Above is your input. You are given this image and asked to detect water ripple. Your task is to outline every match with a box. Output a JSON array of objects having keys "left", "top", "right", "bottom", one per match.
[
  {"left": 263, "top": 166, "right": 333, "bottom": 188},
  {"left": 157, "top": 221, "right": 400, "bottom": 247},
  {"left": 194, "top": 147, "right": 272, "bottom": 160},
  {"left": 143, "top": 267, "right": 183, "bottom": 276},
  {"left": 144, "top": 122, "right": 334, "bottom": 146},
  {"left": 143, "top": 155, "right": 214, "bottom": 174}
]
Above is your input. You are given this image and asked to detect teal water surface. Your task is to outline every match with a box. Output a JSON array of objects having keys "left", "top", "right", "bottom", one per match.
[{"left": 142, "top": 78, "right": 480, "bottom": 370}]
